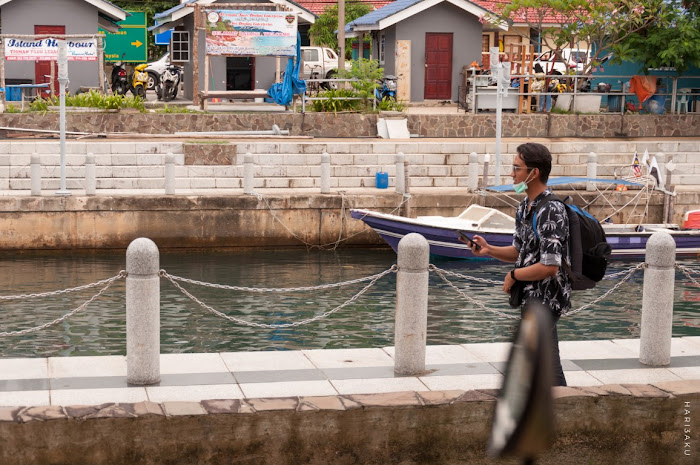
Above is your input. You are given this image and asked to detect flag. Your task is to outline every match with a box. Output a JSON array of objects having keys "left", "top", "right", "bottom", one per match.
[
  {"left": 641, "top": 149, "right": 649, "bottom": 168},
  {"left": 650, "top": 156, "right": 664, "bottom": 187},
  {"left": 632, "top": 152, "right": 642, "bottom": 177}
]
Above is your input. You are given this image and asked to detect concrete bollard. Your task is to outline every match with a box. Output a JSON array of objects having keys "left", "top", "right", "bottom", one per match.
[
  {"left": 586, "top": 152, "right": 597, "bottom": 191},
  {"left": 395, "top": 152, "right": 405, "bottom": 194},
  {"left": 126, "top": 238, "right": 161, "bottom": 385},
  {"left": 85, "top": 152, "right": 96, "bottom": 196},
  {"left": 640, "top": 231, "right": 676, "bottom": 366},
  {"left": 244, "top": 152, "right": 254, "bottom": 195},
  {"left": 30, "top": 153, "right": 41, "bottom": 196},
  {"left": 395, "top": 233, "right": 429, "bottom": 375},
  {"left": 164, "top": 153, "right": 175, "bottom": 195},
  {"left": 467, "top": 152, "right": 479, "bottom": 191},
  {"left": 320, "top": 152, "right": 330, "bottom": 193},
  {"left": 481, "top": 153, "right": 490, "bottom": 188}
]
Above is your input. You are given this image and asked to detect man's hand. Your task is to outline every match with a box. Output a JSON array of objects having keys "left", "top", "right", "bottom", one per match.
[
  {"left": 469, "top": 234, "right": 490, "bottom": 257},
  {"left": 503, "top": 270, "right": 516, "bottom": 294}
]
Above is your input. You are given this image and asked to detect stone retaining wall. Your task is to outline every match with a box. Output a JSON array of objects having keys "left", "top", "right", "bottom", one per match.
[
  {"left": 1, "top": 112, "right": 699, "bottom": 138},
  {"left": 0, "top": 191, "right": 696, "bottom": 250},
  {"left": 0, "top": 382, "right": 697, "bottom": 464}
]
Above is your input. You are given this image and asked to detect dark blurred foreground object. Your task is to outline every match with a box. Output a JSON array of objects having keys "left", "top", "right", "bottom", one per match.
[{"left": 488, "top": 299, "right": 555, "bottom": 464}]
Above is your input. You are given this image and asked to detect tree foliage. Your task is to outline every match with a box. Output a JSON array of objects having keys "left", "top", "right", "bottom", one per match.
[
  {"left": 485, "top": 0, "right": 671, "bottom": 75},
  {"left": 309, "top": 1, "right": 372, "bottom": 57}
]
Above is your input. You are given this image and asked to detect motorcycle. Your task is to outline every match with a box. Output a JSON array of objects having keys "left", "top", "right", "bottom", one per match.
[
  {"left": 157, "top": 64, "right": 182, "bottom": 102},
  {"left": 130, "top": 63, "right": 149, "bottom": 98},
  {"left": 375, "top": 75, "right": 398, "bottom": 102},
  {"left": 111, "top": 62, "right": 128, "bottom": 96}
]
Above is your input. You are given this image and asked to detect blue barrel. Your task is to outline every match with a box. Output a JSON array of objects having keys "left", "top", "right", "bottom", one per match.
[
  {"left": 6, "top": 87, "right": 21, "bottom": 101},
  {"left": 375, "top": 171, "right": 389, "bottom": 189}
]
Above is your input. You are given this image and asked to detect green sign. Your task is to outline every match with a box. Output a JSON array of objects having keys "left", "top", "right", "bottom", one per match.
[{"left": 100, "top": 11, "right": 147, "bottom": 63}]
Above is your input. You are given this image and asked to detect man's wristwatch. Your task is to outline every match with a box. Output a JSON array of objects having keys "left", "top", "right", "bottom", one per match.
[{"left": 511, "top": 269, "right": 518, "bottom": 282}]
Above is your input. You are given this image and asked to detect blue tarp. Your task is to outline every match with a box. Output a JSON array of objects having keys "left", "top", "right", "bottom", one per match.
[
  {"left": 267, "top": 33, "right": 306, "bottom": 106},
  {"left": 487, "top": 176, "right": 643, "bottom": 192}
]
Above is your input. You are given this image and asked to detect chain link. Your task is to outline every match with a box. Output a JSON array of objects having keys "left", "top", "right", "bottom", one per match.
[
  {"left": 161, "top": 265, "right": 397, "bottom": 329},
  {"left": 429, "top": 265, "right": 503, "bottom": 285},
  {"left": 0, "top": 271, "right": 127, "bottom": 301},
  {"left": 0, "top": 273, "right": 126, "bottom": 337},
  {"left": 564, "top": 262, "right": 644, "bottom": 316},
  {"left": 160, "top": 266, "right": 397, "bottom": 293},
  {"left": 676, "top": 263, "right": 700, "bottom": 286}
]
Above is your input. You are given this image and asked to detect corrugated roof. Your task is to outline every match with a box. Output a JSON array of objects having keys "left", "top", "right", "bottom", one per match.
[
  {"left": 154, "top": 0, "right": 197, "bottom": 20},
  {"left": 296, "top": 0, "right": 391, "bottom": 16}
]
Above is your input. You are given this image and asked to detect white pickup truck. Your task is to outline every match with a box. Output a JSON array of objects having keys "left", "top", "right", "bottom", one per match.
[{"left": 300, "top": 46, "right": 350, "bottom": 81}]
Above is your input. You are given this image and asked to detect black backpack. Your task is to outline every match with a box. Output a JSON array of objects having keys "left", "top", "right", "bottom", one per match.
[{"left": 532, "top": 193, "right": 612, "bottom": 290}]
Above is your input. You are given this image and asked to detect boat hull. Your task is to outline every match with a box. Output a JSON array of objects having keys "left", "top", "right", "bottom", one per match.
[{"left": 351, "top": 209, "right": 700, "bottom": 260}]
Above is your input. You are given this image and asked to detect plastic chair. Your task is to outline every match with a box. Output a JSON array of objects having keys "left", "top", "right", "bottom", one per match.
[{"left": 677, "top": 88, "right": 691, "bottom": 113}]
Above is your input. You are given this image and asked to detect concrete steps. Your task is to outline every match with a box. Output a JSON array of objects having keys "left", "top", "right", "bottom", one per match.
[{"left": 0, "top": 140, "right": 697, "bottom": 193}]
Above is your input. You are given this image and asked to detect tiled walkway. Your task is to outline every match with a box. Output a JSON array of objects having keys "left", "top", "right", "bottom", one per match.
[{"left": 2, "top": 337, "right": 699, "bottom": 407}]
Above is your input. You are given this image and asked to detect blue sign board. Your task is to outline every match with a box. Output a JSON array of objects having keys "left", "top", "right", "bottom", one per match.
[{"left": 155, "top": 30, "right": 172, "bottom": 46}]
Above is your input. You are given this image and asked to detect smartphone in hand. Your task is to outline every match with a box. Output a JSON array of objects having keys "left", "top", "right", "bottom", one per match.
[{"left": 457, "top": 231, "right": 481, "bottom": 250}]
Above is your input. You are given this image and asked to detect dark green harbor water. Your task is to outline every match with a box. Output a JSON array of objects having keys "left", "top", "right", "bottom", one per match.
[{"left": 0, "top": 248, "right": 698, "bottom": 357}]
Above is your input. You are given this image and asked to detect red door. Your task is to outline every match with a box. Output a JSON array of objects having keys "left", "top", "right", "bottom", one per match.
[
  {"left": 34, "top": 25, "right": 65, "bottom": 98},
  {"left": 424, "top": 33, "right": 453, "bottom": 100}
]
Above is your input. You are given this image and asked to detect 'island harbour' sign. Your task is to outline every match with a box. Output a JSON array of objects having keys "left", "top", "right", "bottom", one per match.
[{"left": 4, "top": 38, "right": 98, "bottom": 61}]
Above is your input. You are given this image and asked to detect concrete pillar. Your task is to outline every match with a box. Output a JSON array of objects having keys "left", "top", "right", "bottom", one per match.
[
  {"left": 640, "top": 231, "right": 676, "bottom": 366},
  {"left": 164, "top": 153, "right": 175, "bottom": 195},
  {"left": 467, "top": 152, "right": 478, "bottom": 191},
  {"left": 126, "top": 238, "right": 161, "bottom": 385},
  {"left": 244, "top": 152, "right": 254, "bottom": 195},
  {"left": 85, "top": 152, "right": 96, "bottom": 196},
  {"left": 320, "top": 152, "right": 330, "bottom": 194},
  {"left": 586, "top": 152, "right": 597, "bottom": 191},
  {"left": 395, "top": 152, "right": 405, "bottom": 194},
  {"left": 481, "top": 153, "right": 490, "bottom": 188},
  {"left": 30, "top": 153, "right": 41, "bottom": 196},
  {"left": 395, "top": 233, "right": 429, "bottom": 376}
]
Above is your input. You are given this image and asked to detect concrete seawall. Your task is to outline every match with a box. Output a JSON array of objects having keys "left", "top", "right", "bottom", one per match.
[{"left": 0, "top": 190, "right": 696, "bottom": 250}]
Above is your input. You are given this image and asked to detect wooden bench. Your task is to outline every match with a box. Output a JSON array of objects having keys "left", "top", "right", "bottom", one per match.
[{"left": 199, "top": 90, "right": 269, "bottom": 110}]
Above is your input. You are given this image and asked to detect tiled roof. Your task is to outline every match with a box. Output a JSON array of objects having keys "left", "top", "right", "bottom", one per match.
[
  {"left": 296, "top": 0, "right": 392, "bottom": 16},
  {"left": 470, "top": 0, "right": 568, "bottom": 24}
]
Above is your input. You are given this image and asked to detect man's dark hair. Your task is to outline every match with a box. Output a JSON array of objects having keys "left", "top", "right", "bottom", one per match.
[{"left": 517, "top": 143, "right": 552, "bottom": 182}]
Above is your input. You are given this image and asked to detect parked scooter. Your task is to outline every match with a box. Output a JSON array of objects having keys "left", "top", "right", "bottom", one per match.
[
  {"left": 375, "top": 75, "right": 398, "bottom": 102},
  {"left": 157, "top": 64, "right": 182, "bottom": 102},
  {"left": 111, "top": 62, "right": 128, "bottom": 96},
  {"left": 130, "top": 63, "right": 149, "bottom": 98}
]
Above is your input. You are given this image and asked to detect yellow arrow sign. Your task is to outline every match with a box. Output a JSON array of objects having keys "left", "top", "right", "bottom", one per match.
[{"left": 131, "top": 40, "right": 143, "bottom": 48}]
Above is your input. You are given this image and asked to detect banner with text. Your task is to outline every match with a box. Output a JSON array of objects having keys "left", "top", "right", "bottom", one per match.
[
  {"left": 4, "top": 38, "right": 98, "bottom": 61},
  {"left": 205, "top": 9, "right": 297, "bottom": 57}
]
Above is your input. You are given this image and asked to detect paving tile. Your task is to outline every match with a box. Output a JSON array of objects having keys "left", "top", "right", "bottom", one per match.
[
  {"left": 416, "top": 390, "right": 465, "bottom": 406},
  {"left": 146, "top": 384, "right": 244, "bottom": 403},
  {"left": 682, "top": 336, "right": 700, "bottom": 349},
  {"left": 302, "top": 348, "right": 394, "bottom": 368},
  {"left": 418, "top": 374, "right": 504, "bottom": 391},
  {"left": 162, "top": 401, "right": 206, "bottom": 416},
  {"left": 423, "top": 362, "right": 500, "bottom": 376},
  {"left": 561, "top": 360, "right": 583, "bottom": 371},
  {"left": 552, "top": 387, "right": 598, "bottom": 399},
  {"left": 346, "top": 391, "right": 423, "bottom": 407},
  {"left": 50, "top": 376, "right": 127, "bottom": 390},
  {"left": 0, "top": 406, "right": 21, "bottom": 422},
  {"left": 652, "top": 379, "right": 700, "bottom": 396},
  {"left": 562, "top": 371, "right": 605, "bottom": 387},
  {"left": 0, "top": 358, "right": 48, "bottom": 380},
  {"left": 220, "top": 350, "right": 316, "bottom": 371},
  {"left": 48, "top": 355, "right": 126, "bottom": 378},
  {"left": 573, "top": 358, "right": 648, "bottom": 371},
  {"left": 246, "top": 397, "right": 299, "bottom": 411},
  {"left": 384, "top": 345, "right": 484, "bottom": 364},
  {"left": 585, "top": 368, "right": 682, "bottom": 385},
  {"left": 0, "top": 378, "right": 49, "bottom": 392},
  {"left": 622, "top": 384, "right": 672, "bottom": 398},
  {"left": 157, "top": 372, "right": 236, "bottom": 387},
  {"left": 321, "top": 366, "right": 396, "bottom": 380},
  {"left": 667, "top": 366, "right": 700, "bottom": 380},
  {"left": 19, "top": 405, "right": 68, "bottom": 421},
  {"left": 51, "top": 387, "right": 147, "bottom": 406},
  {"left": 331, "top": 377, "right": 429, "bottom": 395},
  {"left": 612, "top": 338, "right": 700, "bottom": 357},
  {"left": 0, "top": 390, "right": 50, "bottom": 408},
  {"left": 234, "top": 368, "right": 324, "bottom": 384},
  {"left": 577, "top": 384, "right": 633, "bottom": 396},
  {"left": 298, "top": 395, "right": 347, "bottom": 411},
  {"left": 240, "top": 380, "right": 337, "bottom": 399},
  {"left": 460, "top": 342, "right": 512, "bottom": 362},
  {"left": 159, "top": 353, "right": 229, "bottom": 374},
  {"left": 559, "top": 340, "right": 636, "bottom": 360},
  {"left": 201, "top": 399, "right": 242, "bottom": 414}
]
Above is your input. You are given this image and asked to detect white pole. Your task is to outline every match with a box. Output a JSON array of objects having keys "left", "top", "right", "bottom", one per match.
[
  {"left": 320, "top": 152, "right": 330, "bottom": 194},
  {"left": 164, "top": 153, "right": 175, "bottom": 195},
  {"left": 395, "top": 152, "right": 405, "bottom": 194},
  {"left": 30, "top": 153, "right": 41, "bottom": 196},
  {"left": 244, "top": 152, "right": 254, "bottom": 195},
  {"left": 85, "top": 152, "right": 96, "bottom": 196},
  {"left": 467, "top": 151, "right": 479, "bottom": 191},
  {"left": 55, "top": 40, "right": 70, "bottom": 196}
]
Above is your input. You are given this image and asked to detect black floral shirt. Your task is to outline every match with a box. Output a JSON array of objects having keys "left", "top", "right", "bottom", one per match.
[{"left": 513, "top": 188, "right": 572, "bottom": 315}]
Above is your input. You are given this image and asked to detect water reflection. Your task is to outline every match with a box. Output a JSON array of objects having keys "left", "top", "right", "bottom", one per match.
[{"left": 0, "top": 248, "right": 697, "bottom": 357}]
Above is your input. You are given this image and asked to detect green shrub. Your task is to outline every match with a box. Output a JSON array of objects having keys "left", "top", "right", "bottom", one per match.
[{"left": 310, "top": 88, "right": 362, "bottom": 113}]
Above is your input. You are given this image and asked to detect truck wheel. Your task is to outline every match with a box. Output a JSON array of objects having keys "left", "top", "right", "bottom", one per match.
[{"left": 321, "top": 71, "right": 338, "bottom": 90}]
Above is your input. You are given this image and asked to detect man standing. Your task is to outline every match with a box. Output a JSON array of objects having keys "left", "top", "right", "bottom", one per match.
[{"left": 465, "top": 142, "right": 571, "bottom": 386}]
